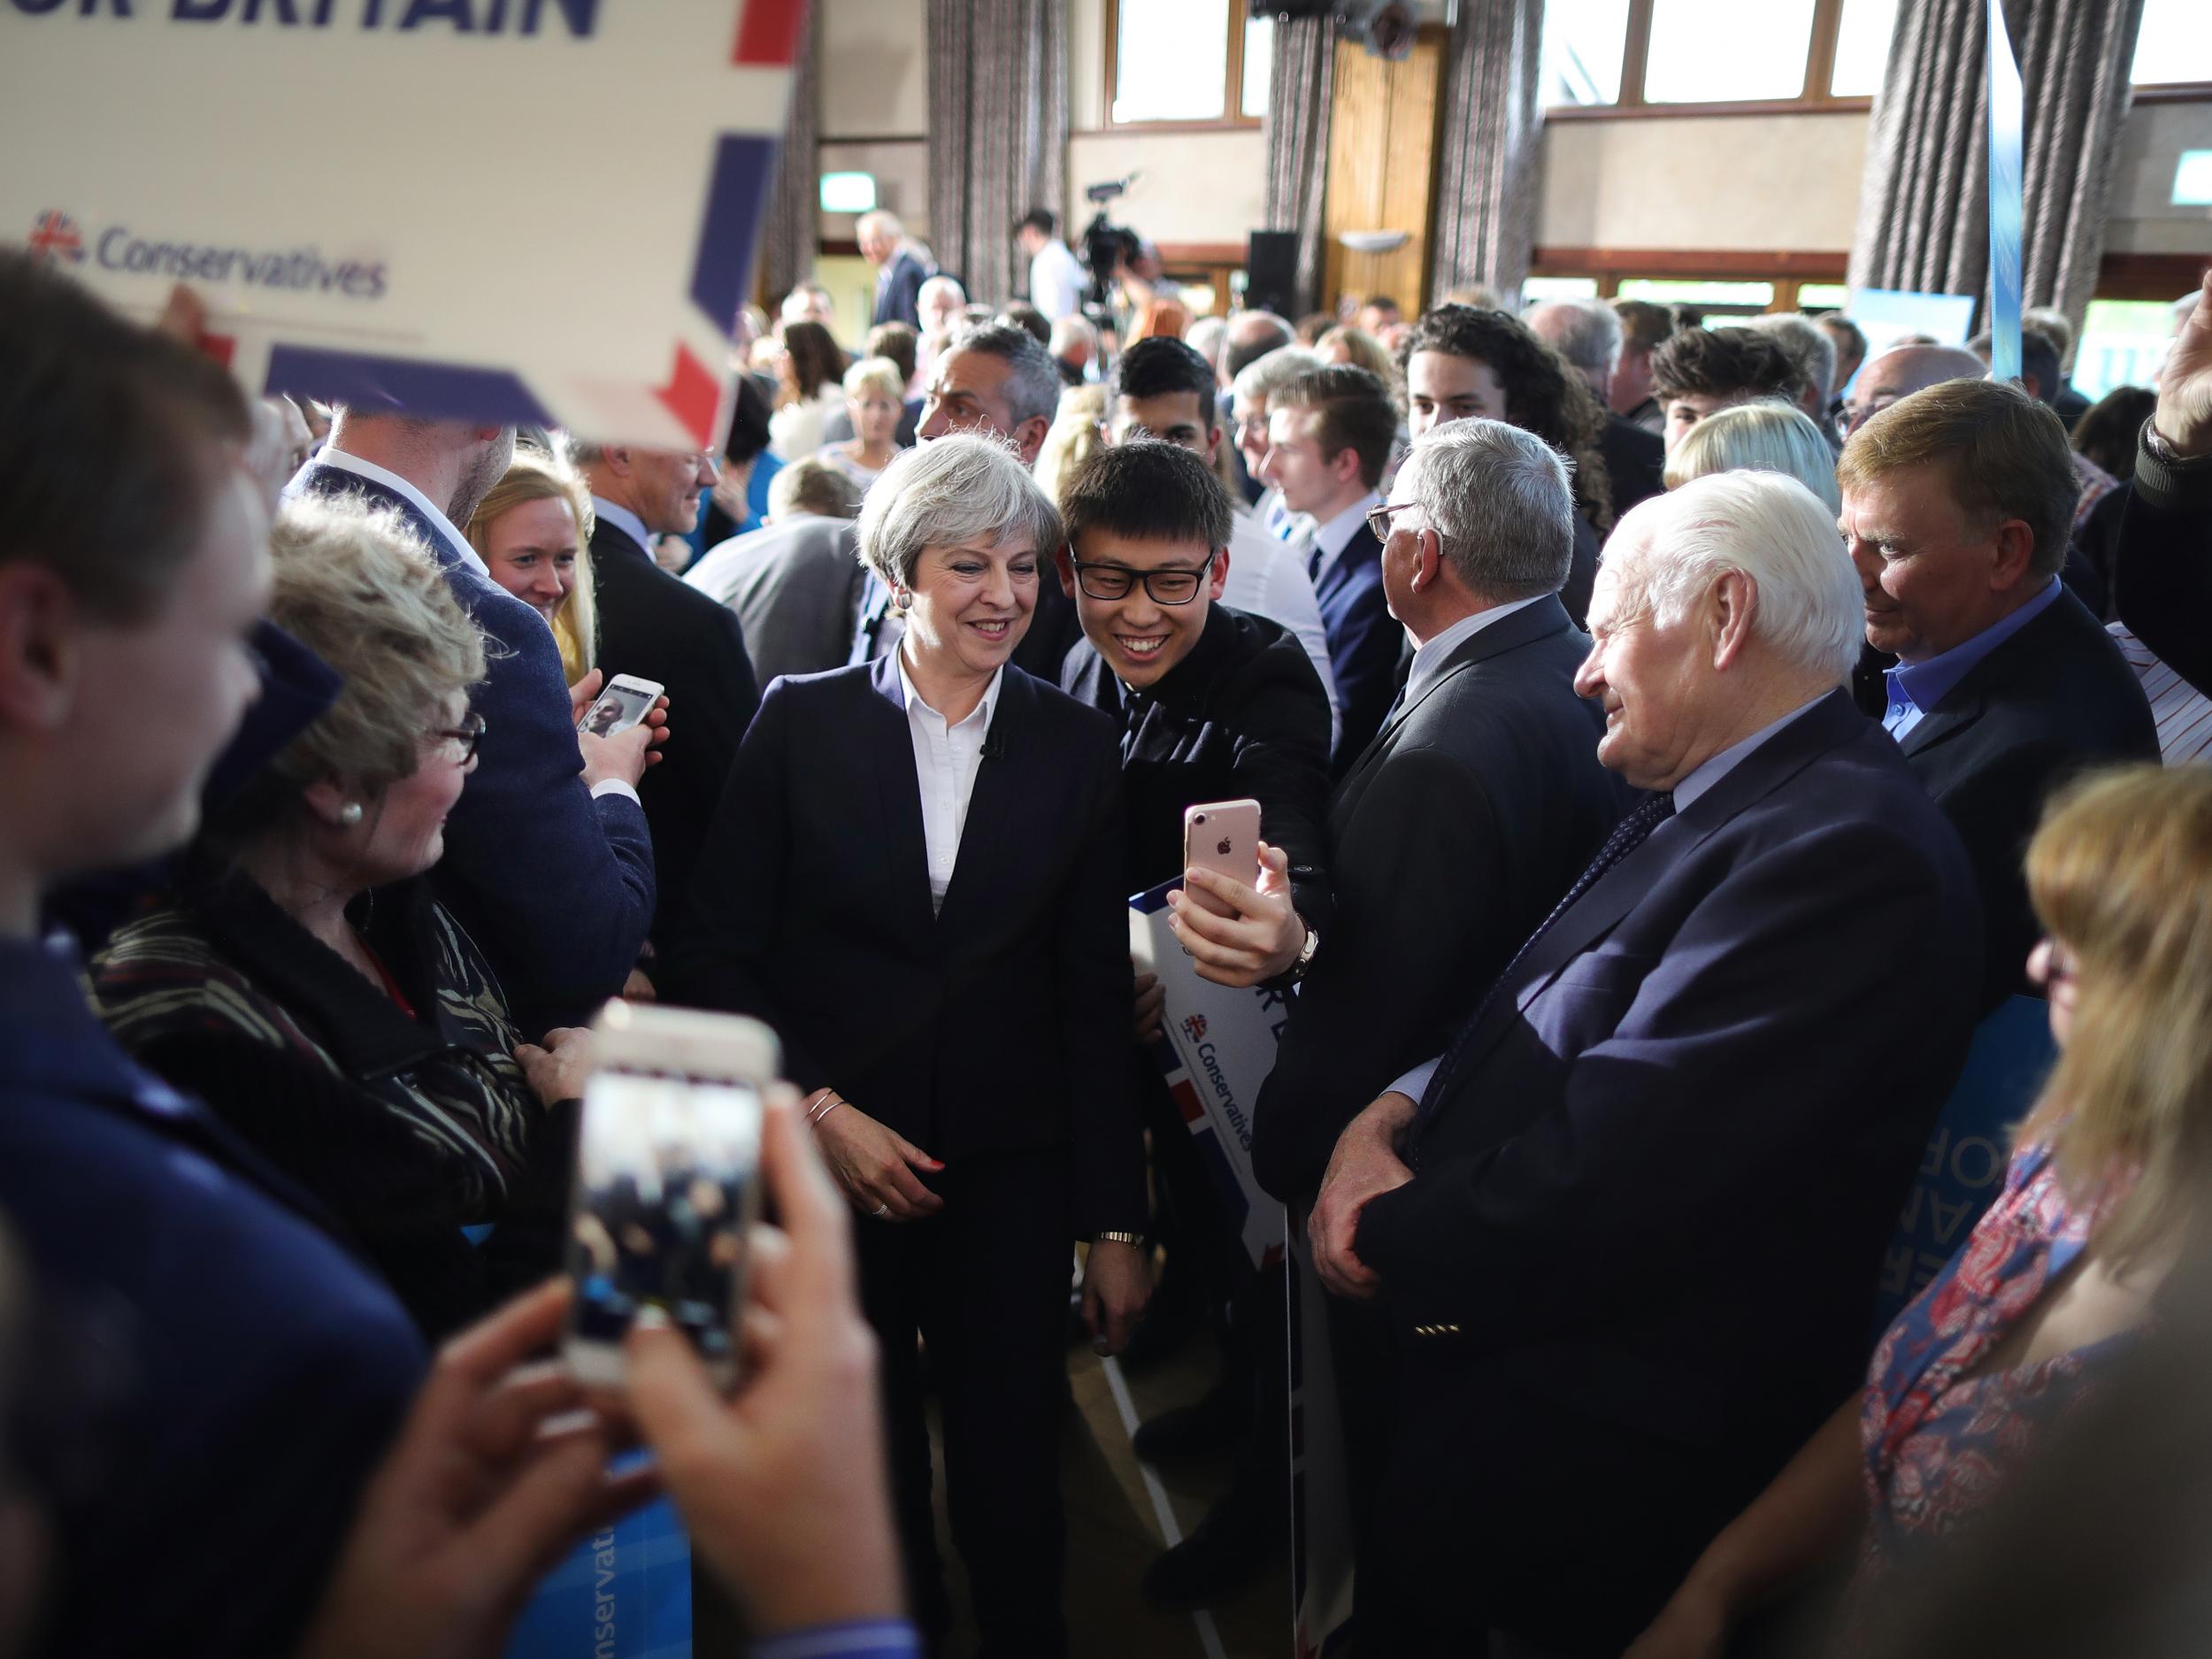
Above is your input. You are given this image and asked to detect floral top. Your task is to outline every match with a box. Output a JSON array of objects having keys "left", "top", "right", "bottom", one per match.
[{"left": 1842, "top": 1141, "right": 2132, "bottom": 1626}]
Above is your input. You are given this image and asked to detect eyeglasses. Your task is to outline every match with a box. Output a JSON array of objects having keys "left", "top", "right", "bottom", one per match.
[
  {"left": 1067, "top": 554, "right": 1206, "bottom": 605},
  {"left": 429, "top": 710, "right": 487, "bottom": 763},
  {"left": 1365, "top": 500, "right": 1423, "bottom": 543}
]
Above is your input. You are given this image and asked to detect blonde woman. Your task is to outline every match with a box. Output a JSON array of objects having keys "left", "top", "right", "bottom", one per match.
[
  {"left": 822, "top": 355, "right": 908, "bottom": 491},
  {"left": 1033, "top": 382, "right": 1107, "bottom": 508},
  {"left": 1629, "top": 764, "right": 2212, "bottom": 1658},
  {"left": 1663, "top": 400, "right": 1842, "bottom": 516},
  {"left": 466, "top": 444, "right": 598, "bottom": 681}
]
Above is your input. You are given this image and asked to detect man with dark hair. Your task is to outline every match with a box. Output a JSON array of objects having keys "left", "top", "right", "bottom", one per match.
[
  {"left": 1016, "top": 206, "right": 1087, "bottom": 323},
  {"left": 1609, "top": 297, "right": 1677, "bottom": 433},
  {"left": 1818, "top": 312, "right": 1869, "bottom": 421},
  {"left": 1839, "top": 378, "right": 2157, "bottom": 1010},
  {"left": 997, "top": 301, "right": 1051, "bottom": 348},
  {"left": 1356, "top": 296, "right": 1402, "bottom": 337},
  {"left": 1262, "top": 365, "right": 1401, "bottom": 768},
  {"left": 1525, "top": 296, "right": 1667, "bottom": 524},
  {"left": 1649, "top": 326, "right": 1809, "bottom": 455},
  {"left": 1109, "top": 336, "right": 1340, "bottom": 734}
]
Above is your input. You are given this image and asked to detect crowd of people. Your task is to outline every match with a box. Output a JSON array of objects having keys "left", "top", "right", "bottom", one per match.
[{"left": 3, "top": 204, "right": 2211, "bottom": 1659}]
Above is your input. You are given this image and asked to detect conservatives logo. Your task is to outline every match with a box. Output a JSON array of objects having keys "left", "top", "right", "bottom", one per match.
[
  {"left": 1181, "top": 1014, "right": 1208, "bottom": 1043},
  {"left": 25, "top": 210, "right": 387, "bottom": 299}
]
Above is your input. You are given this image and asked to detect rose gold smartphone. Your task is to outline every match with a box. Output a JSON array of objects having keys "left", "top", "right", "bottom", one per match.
[{"left": 1183, "top": 798, "right": 1263, "bottom": 918}]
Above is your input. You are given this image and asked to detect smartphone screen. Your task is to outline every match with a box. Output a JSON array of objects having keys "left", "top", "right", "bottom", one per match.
[
  {"left": 578, "top": 680, "right": 656, "bottom": 738},
  {"left": 565, "top": 1066, "right": 762, "bottom": 1363}
]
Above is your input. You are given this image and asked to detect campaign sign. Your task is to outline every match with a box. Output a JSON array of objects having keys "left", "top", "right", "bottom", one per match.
[
  {"left": 1985, "top": 0, "right": 2027, "bottom": 382},
  {"left": 1128, "top": 879, "right": 1288, "bottom": 1271},
  {"left": 503, "top": 1496, "right": 692, "bottom": 1659},
  {"left": 2, "top": 1, "right": 806, "bottom": 448}
]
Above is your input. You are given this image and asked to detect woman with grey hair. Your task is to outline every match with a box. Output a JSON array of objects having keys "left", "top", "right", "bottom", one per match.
[{"left": 663, "top": 432, "right": 1148, "bottom": 1654}]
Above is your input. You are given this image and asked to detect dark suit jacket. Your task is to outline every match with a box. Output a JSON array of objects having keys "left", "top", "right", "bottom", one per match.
[
  {"left": 0, "top": 936, "right": 425, "bottom": 1659},
  {"left": 1310, "top": 523, "right": 1402, "bottom": 773},
  {"left": 1252, "top": 596, "right": 1625, "bottom": 1202},
  {"left": 291, "top": 463, "right": 654, "bottom": 1033},
  {"left": 1354, "top": 691, "right": 1982, "bottom": 1650},
  {"left": 1564, "top": 511, "right": 1601, "bottom": 629},
  {"left": 851, "top": 565, "right": 1084, "bottom": 685},
  {"left": 590, "top": 519, "right": 761, "bottom": 944},
  {"left": 1599, "top": 411, "right": 1666, "bottom": 525},
  {"left": 872, "top": 250, "right": 931, "bottom": 327},
  {"left": 1897, "top": 586, "right": 2158, "bottom": 1010},
  {"left": 1059, "top": 604, "right": 1333, "bottom": 915},
  {"left": 660, "top": 658, "right": 1143, "bottom": 1233},
  {"left": 2116, "top": 432, "right": 2212, "bottom": 696},
  {"left": 688, "top": 515, "right": 866, "bottom": 687}
]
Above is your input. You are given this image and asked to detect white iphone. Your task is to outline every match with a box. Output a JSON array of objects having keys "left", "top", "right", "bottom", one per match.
[
  {"left": 561, "top": 1001, "right": 777, "bottom": 1390},
  {"left": 1183, "top": 797, "right": 1263, "bottom": 918},
  {"left": 577, "top": 672, "right": 664, "bottom": 738}
]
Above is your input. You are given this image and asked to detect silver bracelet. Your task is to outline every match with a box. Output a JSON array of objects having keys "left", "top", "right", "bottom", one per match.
[{"left": 806, "top": 1090, "right": 845, "bottom": 1126}]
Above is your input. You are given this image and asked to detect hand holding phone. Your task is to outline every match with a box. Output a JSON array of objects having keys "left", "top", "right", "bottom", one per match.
[
  {"left": 577, "top": 672, "right": 664, "bottom": 738},
  {"left": 1182, "top": 798, "right": 1263, "bottom": 918}
]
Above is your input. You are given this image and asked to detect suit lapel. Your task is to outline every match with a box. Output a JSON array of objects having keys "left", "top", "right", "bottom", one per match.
[
  {"left": 1897, "top": 694, "right": 1987, "bottom": 760},
  {"left": 866, "top": 656, "right": 939, "bottom": 935}
]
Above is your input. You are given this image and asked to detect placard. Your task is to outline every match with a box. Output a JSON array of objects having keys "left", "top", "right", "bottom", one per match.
[{"left": 2, "top": 0, "right": 804, "bottom": 448}]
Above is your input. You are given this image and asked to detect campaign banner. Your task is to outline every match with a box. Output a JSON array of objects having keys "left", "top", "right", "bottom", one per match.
[
  {"left": 1, "top": 1, "right": 805, "bottom": 448},
  {"left": 1873, "top": 994, "right": 2055, "bottom": 1333},
  {"left": 1128, "top": 879, "right": 1289, "bottom": 1272},
  {"left": 503, "top": 1495, "right": 692, "bottom": 1659},
  {"left": 1985, "top": 0, "right": 2026, "bottom": 382}
]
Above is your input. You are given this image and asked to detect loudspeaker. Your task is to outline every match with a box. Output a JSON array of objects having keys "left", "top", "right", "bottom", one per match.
[{"left": 1247, "top": 230, "right": 1298, "bottom": 318}]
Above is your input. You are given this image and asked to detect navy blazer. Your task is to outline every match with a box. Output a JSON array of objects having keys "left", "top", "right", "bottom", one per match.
[
  {"left": 289, "top": 462, "right": 655, "bottom": 1032},
  {"left": 0, "top": 935, "right": 423, "bottom": 1658},
  {"left": 872, "top": 250, "right": 932, "bottom": 328},
  {"left": 1310, "top": 522, "right": 1402, "bottom": 772},
  {"left": 660, "top": 657, "right": 1143, "bottom": 1233}
]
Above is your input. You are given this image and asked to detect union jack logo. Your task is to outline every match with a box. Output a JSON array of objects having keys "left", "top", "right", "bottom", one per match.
[
  {"left": 27, "top": 211, "right": 84, "bottom": 264},
  {"left": 1182, "top": 1013, "right": 1208, "bottom": 1042}
]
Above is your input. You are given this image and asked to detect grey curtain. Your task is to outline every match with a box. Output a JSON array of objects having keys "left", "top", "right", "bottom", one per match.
[
  {"left": 1263, "top": 16, "right": 1336, "bottom": 316},
  {"left": 759, "top": 1, "right": 823, "bottom": 308},
  {"left": 926, "top": 0, "right": 1067, "bottom": 306},
  {"left": 1847, "top": 0, "right": 2147, "bottom": 334},
  {"left": 1429, "top": 0, "right": 1545, "bottom": 306}
]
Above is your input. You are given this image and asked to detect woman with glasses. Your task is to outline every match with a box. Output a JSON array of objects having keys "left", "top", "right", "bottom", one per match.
[
  {"left": 663, "top": 434, "right": 1147, "bottom": 1657},
  {"left": 92, "top": 495, "right": 565, "bottom": 1340}
]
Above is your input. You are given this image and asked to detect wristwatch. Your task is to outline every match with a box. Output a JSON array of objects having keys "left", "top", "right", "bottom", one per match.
[
  {"left": 1094, "top": 1230, "right": 1143, "bottom": 1247},
  {"left": 1285, "top": 916, "right": 1321, "bottom": 984}
]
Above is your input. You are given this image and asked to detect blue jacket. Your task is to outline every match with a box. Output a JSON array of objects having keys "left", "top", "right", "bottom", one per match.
[
  {"left": 1310, "top": 522, "right": 1401, "bottom": 772},
  {"left": 0, "top": 934, "right": 423, "bottom": 1658},
  {"left": 288, "top": 461, "right": 656, "bottom": 1033}
]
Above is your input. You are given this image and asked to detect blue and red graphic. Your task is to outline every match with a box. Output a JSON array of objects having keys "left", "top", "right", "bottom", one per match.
[{"left": 27, "top": 211, "right": 84, "bottom": 264}]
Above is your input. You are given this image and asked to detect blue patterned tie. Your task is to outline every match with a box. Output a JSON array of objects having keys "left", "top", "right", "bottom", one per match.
[{"left": 1410, "top": 792, "right": 1676, "bottom": 1146}]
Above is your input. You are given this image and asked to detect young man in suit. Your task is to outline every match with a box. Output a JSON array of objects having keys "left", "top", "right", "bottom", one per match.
[
  {"left": 579, "top": 439, "right": 761, "bottom": 951},
  {"left": 288, "top": 411, "right": 658, "bottom": 1033},
  {"left": 1839, "top": 377, "right": 2158, "bottom": 1011},
  {"left": 1312, "top": 472, "right": 1985, "bottom": 1656},
  {"left": 1260, "top": 364, "right": 1400, "bottom": 771},
  {"left": 1055, "top": 439, "right": 1334, "bottom": 1605},
  {"left": 1174, "top": 420, "right": 1625, "bottom": 1595},
  {"left": 1649, "top": 324, "right": 1808, "bottom": 457}
]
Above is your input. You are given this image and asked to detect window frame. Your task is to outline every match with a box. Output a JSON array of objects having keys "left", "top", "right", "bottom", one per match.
[
  {"left": 1544, "top": 0, "right": 1870, "bottom": 119},
  {"left": 1102, "top": 0, "right": 1264, "bottom": 132}
]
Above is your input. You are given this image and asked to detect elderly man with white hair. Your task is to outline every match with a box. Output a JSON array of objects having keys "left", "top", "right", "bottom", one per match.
[
  {"left": 1308, "top": 470, "right": 1985, "bottom": 1657},
  {"left": 857, "top": 209, "right": 933, "bottom": 328}
]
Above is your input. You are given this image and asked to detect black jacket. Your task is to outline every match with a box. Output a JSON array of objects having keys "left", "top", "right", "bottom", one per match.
[
  {"left": 590, "top": 518, "right": 762, "bottom": 946},
  {"left": 1599, "top": 411, "right": 1666, "bottom": 525},
  {"left": 1059, "top": 604, "right": 1333, "bottom": 916},
  {"left": 1897, "top": 585, "right": 2158, "bottom": 1010},
  {"left": 2116, "top": 430, "right": 2212, "bottom": 696},
  {"left": 1251, "top": 596, "right": 1627, "bottom": 1202},
  {"left": 660, "top": 657, "right": 1143, "bottom": 1233}
]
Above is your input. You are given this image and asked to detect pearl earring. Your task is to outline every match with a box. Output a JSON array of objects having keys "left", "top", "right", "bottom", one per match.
[{"left": 338, "top": 803, "right": 364, "bottom": 827}]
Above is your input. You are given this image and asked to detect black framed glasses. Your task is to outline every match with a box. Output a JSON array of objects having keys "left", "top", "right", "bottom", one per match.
[
  {"left": 430, "top": 710, "right": 487, "bottom": 763},
  {"left": 1067, "top": 554, "right": 1207, "bottom": 606},
  {"left": 1366, "top": 499, "right": 1422, "bottom": 543}
]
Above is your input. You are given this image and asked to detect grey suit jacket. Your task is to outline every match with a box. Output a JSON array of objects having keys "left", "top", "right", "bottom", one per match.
[{"left": 682, "top": 515, "right": 866, "bottom": 688}]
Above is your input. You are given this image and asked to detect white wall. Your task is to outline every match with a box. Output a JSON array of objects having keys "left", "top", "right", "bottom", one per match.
[{"left": 818, "top": 0, "right": 929, "bottom": 247}]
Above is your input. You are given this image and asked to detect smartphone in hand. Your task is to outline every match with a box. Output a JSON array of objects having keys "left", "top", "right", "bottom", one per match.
[
  {"left": 576, "top": 673, "right": 664, "bottom": 738},
  {"left": 1182, "top": 798, "right": 1263, "bottom": 918}
]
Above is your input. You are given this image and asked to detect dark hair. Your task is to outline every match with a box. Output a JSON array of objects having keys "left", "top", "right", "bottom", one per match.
[
  {"left": 1361, "top": 295, "right": 1402, "bottom": 316},
  {"left": 780, "top": 319, "right": 846, "bottom": 401},
  {"left": 1991, "top": 327, "right": 2066, "bottom": 408},
  {"left": 1396, "top": 304, "right": 1617, "bottom": 533},
  {"left": 0, "top": 250, "right": 250, "bottom": 622},
  {"left": 1650, "top": 326, "right": 1808, "bottom": 408},
  {"left": 724, "top": 373, "right": 774, "bottom": 465},
  {"left": 1818, "top": 312, "right": 1868, "bottom": 365},
  {"left": 864, "top": 321, "right": 918, "bottom": 388},
  {"left": 1612, "top": 298, "right": 1676, "bottom": 352},
  {"left": 1016, "top": 207, "right": 1057, "bottom": 238},
  {"left": 1273, "top": 365, "right": 1397, "bottom": 490},
  {"left": 997, "top": 302, "right": 1051, "bottom": 347},
  {"left": 1294, "top": 311, "right": 1337, "bottom": 346},
  {"left": 1060, "top": 438, "right": 1233, "bottom": 555},
  {"left": 1110, "top": 336, "right": 1219, "bottom": 429},
  {"left": 2071, "top": 386, "right": 2157, "bottom": 482},
  {"left": 948, "top": 321, "right": 1063, "bottom": 431}
]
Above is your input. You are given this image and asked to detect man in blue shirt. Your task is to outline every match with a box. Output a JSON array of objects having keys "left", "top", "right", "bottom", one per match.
[{"left": 1839, "top": 376, "right": 2157, "bottom": 1010}]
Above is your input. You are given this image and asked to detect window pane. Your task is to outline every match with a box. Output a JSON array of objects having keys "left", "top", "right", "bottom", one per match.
[
  {"left": 1523, "top": 276, "right": 1601, "bottom": 303},
  {"left": 2073, "top": 299, "right": 2180, "bottom": 401},
  {"left": 1645, "top": 0, "right": 1816, "bottom": 103},
  {"left": 1830, "top": 0, "right": 1899, "bottom": 96},
  {"left": 1241, "top": 14, "right": 1272, "bottom": 118},
  {"left": 1541, "top": 0, "right": 1631, "bottom": 106},
  {"left": 1114, "top": 0, "right": 1229, "bottom": 122},
  {"left": 1796, "top": 282, "right": 1851, "bottom": 310},
  {"left": 2133, "top": 0, "right": 2212, "bottom": 86},
  {"left": 1617, "top": 279, "right": 1776, "bottom": 309}
]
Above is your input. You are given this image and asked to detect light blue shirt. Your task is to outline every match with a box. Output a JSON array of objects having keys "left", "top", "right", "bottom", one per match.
[
  {"left": 590, "top": 494, "right": 655, "bottom": 558},
  {"left": 1882, "top": 578, "right": 2062, "bottom": 741}
]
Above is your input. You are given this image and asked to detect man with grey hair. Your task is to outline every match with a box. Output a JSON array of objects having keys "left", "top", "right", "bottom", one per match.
[
  {"left": 1747, "top": 311, "right": 1840, "bottom": 434},
  {"left": 1526, "top": 296, "right": 1667, "bottom": 521},
  {"left": 1305, "top": 469, "right": 1984, "bottom": 1656},
  {"left": 1048, "top": 312, "right": 1097, "bottom": 388},
  {"left": 1231, "top": 342, "right": 1324, "bottom": 539},
  {"left": 684, "top": 458, "right": 867, "bottom": 686}
]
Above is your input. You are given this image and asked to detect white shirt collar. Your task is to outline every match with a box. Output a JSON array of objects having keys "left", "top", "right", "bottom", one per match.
[
  {"left": 313, "top": 448, "right": 486, "bottom": 577},
  {"left": 589, "top": 495, "right": 654, "bottom": 558},
  {"left": 1671, "top": 694, "right": 1829, "bottom": 812},
  {"left": 1405, "top": 594, "right": 1548, "bottom": 702},
  {"left": 895, "top": 647, "right": 1002, "bottom": 733},
  {"left": 1311, "top": 490, "right": 1384, "bottom": 564}
]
